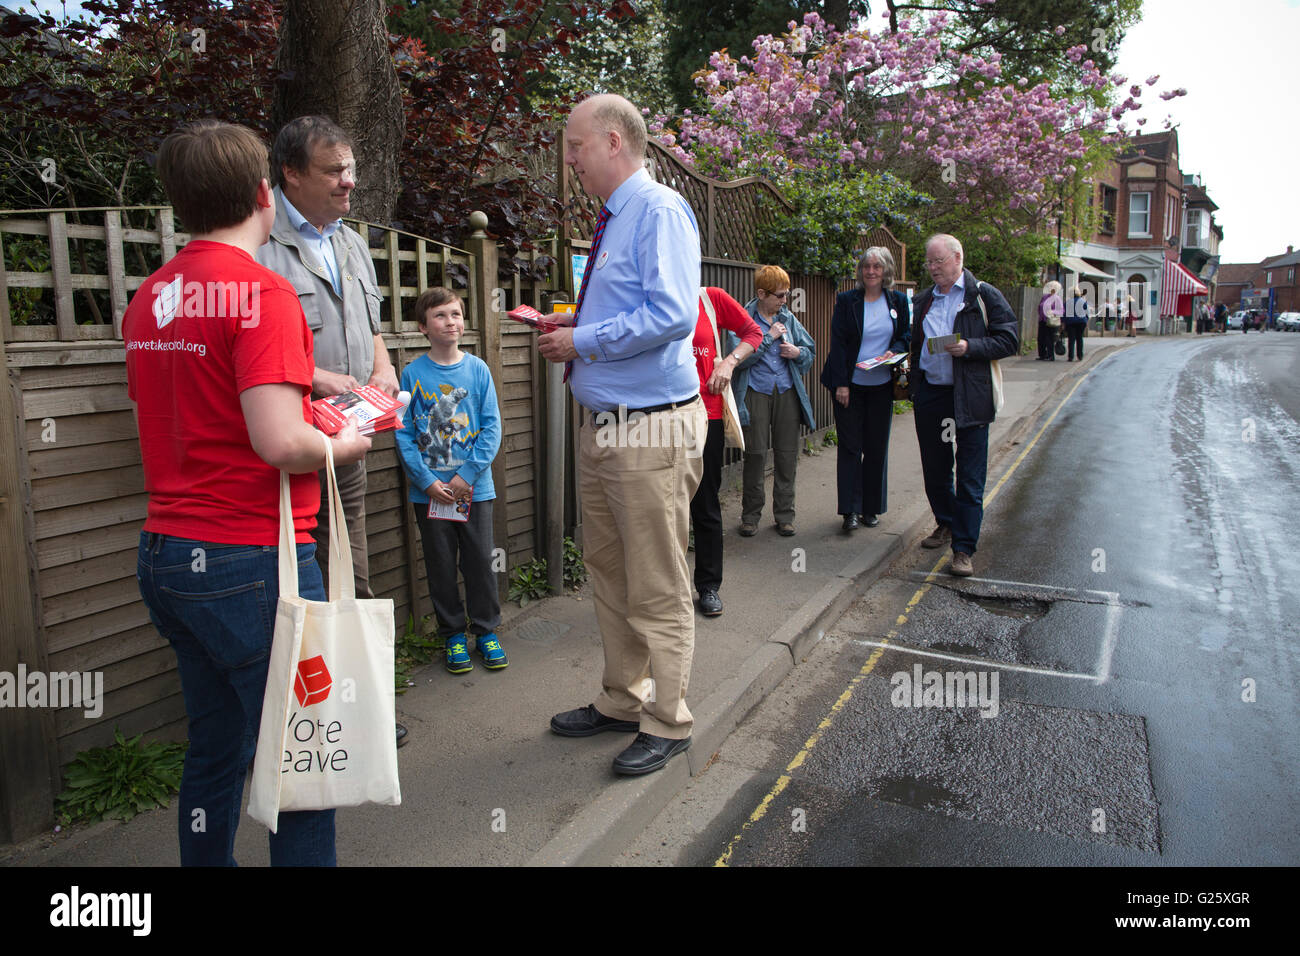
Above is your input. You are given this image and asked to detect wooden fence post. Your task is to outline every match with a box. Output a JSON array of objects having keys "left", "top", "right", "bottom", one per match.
[
  {"left": 0, "top": 347, "right": 58, "bottom": 843},
  {"left": 464, "top": 212, "right": 508, "bottom": 602}
]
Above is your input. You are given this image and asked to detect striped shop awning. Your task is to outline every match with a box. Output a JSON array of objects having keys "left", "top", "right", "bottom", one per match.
[{"left": 1159, "top": 260, "right": 1209, "bottom": 316}]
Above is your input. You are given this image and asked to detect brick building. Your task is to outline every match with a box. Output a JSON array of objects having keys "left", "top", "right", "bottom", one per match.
[{"left": 1216, "top": 247, "right": 1300, "bottom": 315}]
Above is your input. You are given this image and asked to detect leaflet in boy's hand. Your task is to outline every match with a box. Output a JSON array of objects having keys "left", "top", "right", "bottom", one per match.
[
  {"left": 312, "top": 385, "right": 408, "bottom": 436},
  {"left": 427, "top": 493, "right": 472, "bottom": 522},
  {"left": 506, "top": 305, "right": 558, "bottom": 333},
  {"left": 855, "top": 352, "right": 908, "bottom": 372},
  {"left": 925, "top": 333, "right": 962, "bottom": 354}
]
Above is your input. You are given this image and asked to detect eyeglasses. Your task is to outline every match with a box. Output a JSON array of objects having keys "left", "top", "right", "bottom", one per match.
[
  {"left": 924, "top": 254, "right": 954, "bottom": 268},
  {"left": 763, "top": 290, "right": 790, "bottom": 299}
]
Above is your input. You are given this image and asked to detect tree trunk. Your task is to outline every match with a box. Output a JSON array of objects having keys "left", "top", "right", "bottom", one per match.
[{"left": 272, "top": 0, "right": 404, "bottom": 223}]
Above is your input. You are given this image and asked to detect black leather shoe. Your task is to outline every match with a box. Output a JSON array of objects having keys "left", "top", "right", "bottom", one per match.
[
  {"left": 550, "top": 704, "right": 640, "bottom": 737},
  {"left": 396, "top": 723, "right": 409, "bottom": 749},
  {"left": 859, "top": 514, "right": 879, "bottom": 527},
  {"left": 698, "top": 588, "right": 723, "bottom": 616},
  {"left": 612, "top": 732, "right": 691, "bottom": 776},
  {"left": 842, "top": 514, "right": 860, "bottom": 531}
]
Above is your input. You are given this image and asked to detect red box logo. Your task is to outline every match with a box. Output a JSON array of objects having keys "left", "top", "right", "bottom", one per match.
[{"left": 294, "top": 655, "right": 332, "bottom": 707}]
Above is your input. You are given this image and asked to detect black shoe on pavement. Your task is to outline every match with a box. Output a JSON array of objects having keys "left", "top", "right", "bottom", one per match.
[
  {"left": 396, "top": 723, "right": 409, "bottom": 749},
  {"left": 550, "top": 704, "right": 640, "bottom": 737},
  {"left": 612, "top": 732, "right": 691, "bottom": 776},
  {"left": 698, "top": 588, "right": 723, "bottom": 616},
  {"left": 842, "top": 514, "right": 860, "bottom": 532},
  {"left": 859, "top": 514, "right": 879, "bottom": 528}
]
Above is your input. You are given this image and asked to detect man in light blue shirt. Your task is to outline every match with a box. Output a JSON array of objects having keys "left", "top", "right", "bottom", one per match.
[{"left": 539, "top": 94, "right": 705, "bottom": 777}]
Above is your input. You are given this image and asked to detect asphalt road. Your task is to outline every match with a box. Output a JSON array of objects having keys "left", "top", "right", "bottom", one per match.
[{"left": 619, "top": 331, "right": 1300, "bottom": 867}]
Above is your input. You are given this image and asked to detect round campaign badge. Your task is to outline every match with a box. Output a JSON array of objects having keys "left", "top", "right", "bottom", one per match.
[{"left": 596, "top": 251, "right": 610, "bottom": 269}]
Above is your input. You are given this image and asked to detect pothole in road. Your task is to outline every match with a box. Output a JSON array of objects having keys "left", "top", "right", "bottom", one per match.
[
  {"left": 872, "top": 773, "right": 970, "bottom": 813},
  {"left": 956, "top": 593, "right": 1052, "bottom": 620}
]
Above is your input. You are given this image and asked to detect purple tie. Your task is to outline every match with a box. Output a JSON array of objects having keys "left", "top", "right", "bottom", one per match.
[{"left": 567, "top": 207, "right": 609, "bottom": 383}]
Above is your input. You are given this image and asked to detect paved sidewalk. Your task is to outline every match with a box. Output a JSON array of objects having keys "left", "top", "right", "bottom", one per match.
[{"left": 1, "top": 336, "right": 1139, "bottom": 867}]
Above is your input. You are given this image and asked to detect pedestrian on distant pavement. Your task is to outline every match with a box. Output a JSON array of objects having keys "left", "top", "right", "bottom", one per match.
[
  {"left": 821, "top": 247, "right": 910, "bottom": 532},
  {"left": 1065, "top": 285, "right": 1088, "bottom": 361},
  {"left": 1215, "top": 302, "right": 1227, "bottom": 334},
  {"left": 690, "top": 286, "right": 761, "bottom": 617},
  {"left": 538, "top": 94, "right": 705, "bottom": 776},
  {"left": 909, "top": 234, "right": 1019, "bottom": 577},
  {"left": 1037, "top": 280, "right": 1063, "bottom": 360},
  {"left": 395, "top": 287, "right": 506, "bottom": 675},
  {"left": 1126, "top": 294, "right": 1139, "bottom": 336},
  {"left": 733, "top": 265, "right": 817, "bottom": 537}
]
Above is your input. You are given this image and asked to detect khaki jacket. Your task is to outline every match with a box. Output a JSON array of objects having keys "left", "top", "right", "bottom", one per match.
[{"left": 256, "top": 187, "right": 383, "bottom": 385}]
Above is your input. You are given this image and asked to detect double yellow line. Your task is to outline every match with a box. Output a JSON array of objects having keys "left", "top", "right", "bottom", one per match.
[{"left": 713, "top": 371, "right": 1093, "bottom": 866}]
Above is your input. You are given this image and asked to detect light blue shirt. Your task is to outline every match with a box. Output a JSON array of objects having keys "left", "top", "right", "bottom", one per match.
[
  {"left": 919, "top": 274, "right": 965, "bottom": 386},
  {"left": 281, "top": 192, "right": 341, "bottom": 295},
  {"left": 569, "top": 168, "right": 701, "bottom": 412},
  {"left": 853, "top": 295, "right": 895, "bottom": 386},
  {"left": 748, "top": 311, "right": 794, "bottom": 395}
]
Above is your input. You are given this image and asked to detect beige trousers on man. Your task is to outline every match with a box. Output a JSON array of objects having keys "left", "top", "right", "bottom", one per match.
[
  {"left": 313, "top": 457, "right": 373, "bottom": 599},
  {"left": 580, "top": 398, "right": 706, "bottom": 739}
]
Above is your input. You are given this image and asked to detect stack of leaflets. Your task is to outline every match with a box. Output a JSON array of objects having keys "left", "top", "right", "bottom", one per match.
[
  {"left": 427, "top": 494, "right": 472, "bottom": 522},
  {"left": 925, "top": 333, "right": 962, "bottom": 354},
  {"left": 855, "top": 352, "right": 908, "bottom": 372},
  {"left": 506, "top": 304, "right": 559, "bottom": 333},
  {"left": 311, "top": 386, "right": 408, "bottom": 436}
]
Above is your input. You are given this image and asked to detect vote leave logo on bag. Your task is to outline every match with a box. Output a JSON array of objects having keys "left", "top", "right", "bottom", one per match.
[
  {"left": 294, "top": 655, "right": 332, "bottom": 707},
  {"left": 283, "top": 654, "right": 350, "bottom": 775}
]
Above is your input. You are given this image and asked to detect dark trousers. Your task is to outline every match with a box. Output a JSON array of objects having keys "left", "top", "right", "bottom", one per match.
[
  {"left": 136, "top": 533, "right": 336, "bottom": 866},
  {"left": 315, "top": 458, "right": 372, "bottom": 598},
  {"left": 413, "top": 499, "right": 501, "bottom": 637},
  {"left": 1065, "top": 323, "right": 1085, "bottom": 360},
  {"left": 690, "top": 419, "right": 725, "bottom": 593},
  {"left": 1037, "top": 321, "right": 1057, "bottom": 360},
  {"left": 913, "top": 374, "right": 989, "bottom": 556},
  {"left": 832, "top": 381, "right": 893, "bottom": 517}
]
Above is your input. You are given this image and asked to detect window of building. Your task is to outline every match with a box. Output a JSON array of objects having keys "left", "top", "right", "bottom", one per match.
[
  {"left": 1289, "top": 268, "right": 1295, "bottom": 282},
  {"left": 1129, "top": 193, "right": 1150, "bottom": 237},
  {"left": 1266, "top": 272, "right": 1272, "bottom": 284},
  {"left": 1184, "top": 211, "right": 1201, "bottom": 249},
  {"left": 1100, "top": 185, "right": 1117, "bottom": 234}
]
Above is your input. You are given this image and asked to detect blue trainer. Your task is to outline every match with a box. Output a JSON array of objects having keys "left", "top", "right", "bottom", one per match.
[
  {"left": 445, "top": 633, "right": 473, "bottom": 674},
  {"left": 476, "top": 633, "right": 508, "bottom": 670}
]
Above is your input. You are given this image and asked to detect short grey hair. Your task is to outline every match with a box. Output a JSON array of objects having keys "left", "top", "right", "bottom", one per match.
[
  {"left": 857, "top": 246, "right": 896, "bottom": 289},
  {"left": 587, "top": 94, "right": 647, "bottom": 160},
  {"left": 270, "top": 115, "right": 352, "bottom": 188},
  {"left": 1043, "top": 280, "right": 1063, "bottom": 296},
  {"left": 925, "top": 233, "right": 963, "bottom": 260}
]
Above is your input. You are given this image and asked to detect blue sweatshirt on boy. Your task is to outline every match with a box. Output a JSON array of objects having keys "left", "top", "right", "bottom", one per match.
[{"left": 395, "top": 352, "right": 500, "bottom": 503}]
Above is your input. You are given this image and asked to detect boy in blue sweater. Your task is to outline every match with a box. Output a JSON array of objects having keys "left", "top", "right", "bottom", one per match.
[{"left": 395, "top": 287, "right": 506, "bottom": 673}]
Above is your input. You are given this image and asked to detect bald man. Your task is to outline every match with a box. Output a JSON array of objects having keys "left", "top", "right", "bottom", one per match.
[{"left": 538, "top": 95, "right": 705, "bottom": 776}]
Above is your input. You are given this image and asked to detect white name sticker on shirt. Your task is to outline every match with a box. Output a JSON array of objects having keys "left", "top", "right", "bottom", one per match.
[{"left": 596, "top": 251, "right": 609, "bottom": 269}]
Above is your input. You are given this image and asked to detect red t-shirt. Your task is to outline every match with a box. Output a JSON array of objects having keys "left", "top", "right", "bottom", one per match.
[
  {"left": 124, "top": 240, "right": 318, "bottom": 544},
  {"left": 693, "top": 287, "right": 763, "bottom": 420}
]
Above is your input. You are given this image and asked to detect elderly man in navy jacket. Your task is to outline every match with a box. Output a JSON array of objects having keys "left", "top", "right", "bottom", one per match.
[{"left": 907, "top": 234, "right": 1019, "bottom": 576}]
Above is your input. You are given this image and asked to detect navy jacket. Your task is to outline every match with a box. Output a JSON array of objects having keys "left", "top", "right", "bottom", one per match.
[
  {"left": 820, "top": 287, "right": 911, "bottom": 391},
  {"left": 908, "top": 269, "right": 1019, "bottom": 427}
]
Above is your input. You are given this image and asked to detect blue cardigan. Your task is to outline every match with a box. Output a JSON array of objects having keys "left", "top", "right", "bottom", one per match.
[
  {"left": 725, "top": 301, "right": 817, "bottom": 430},
  {"left": 820, "top": 287, "right": 910, "bottom": 391}
]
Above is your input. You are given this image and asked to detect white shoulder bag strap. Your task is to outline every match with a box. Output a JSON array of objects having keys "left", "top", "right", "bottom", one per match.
[{"left": 279, "top": 431, "right": 356, "bottom": 602}]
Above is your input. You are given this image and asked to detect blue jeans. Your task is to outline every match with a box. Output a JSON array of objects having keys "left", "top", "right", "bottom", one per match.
[
  {"left": 913, "top": 376, "right": 989, "bottom": 556},
  {"left": 137, "top": 532, "right": 336, "bottom": 866}
]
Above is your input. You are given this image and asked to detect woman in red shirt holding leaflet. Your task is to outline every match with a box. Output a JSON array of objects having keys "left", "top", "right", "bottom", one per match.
[
  {"left": 691, "top": 287, "right": 762, "bottom": 617},
  {"left": 124, "top": 122, "right": 370, "bottom": 866}
]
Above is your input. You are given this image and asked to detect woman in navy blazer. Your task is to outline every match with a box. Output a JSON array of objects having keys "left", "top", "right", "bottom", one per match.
[{"left": 820, "top": 247, "right": 911, "bottom": 531}]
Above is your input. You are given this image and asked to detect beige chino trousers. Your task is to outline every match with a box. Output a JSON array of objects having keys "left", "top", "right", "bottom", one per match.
[{"left": 581, "top": 398, "right": 706, "bottom": 739}]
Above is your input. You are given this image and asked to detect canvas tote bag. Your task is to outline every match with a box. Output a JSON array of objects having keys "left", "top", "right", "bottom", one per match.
[
  {"left": 699, "top": 287, "right": 746, "bottom": 451},
  {"left": 974, "top": 282, "right": 1005, "bottom": 415},
  {"left": 249, "top": 433, "right": 400, "bottom": 833}
]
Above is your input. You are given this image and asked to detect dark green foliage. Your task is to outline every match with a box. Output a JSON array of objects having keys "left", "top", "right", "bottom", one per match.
[
  {"left": 563, "top": 536, "right": 587, "bottom": 589},
  {"left": 55, "top": 728, "right": 187, "bottom": 825},
  {"left": 508, "top": 558, "right": 551, "bottom": 607}
]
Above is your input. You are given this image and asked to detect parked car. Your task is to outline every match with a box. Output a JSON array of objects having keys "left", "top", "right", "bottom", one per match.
[
  {"left": 1276, "top": 312, "right": 1300, "bottom": 331},
  {"left": 1228, "top": 311, "right": 1248, "bottom": 330}
]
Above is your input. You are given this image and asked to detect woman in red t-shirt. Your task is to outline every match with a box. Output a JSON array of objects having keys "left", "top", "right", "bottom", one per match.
[{"left": 690, "top": 287, "right": 762, "bottom": 617}]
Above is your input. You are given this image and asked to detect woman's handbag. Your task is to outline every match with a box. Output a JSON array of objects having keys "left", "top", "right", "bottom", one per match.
[
  {"left": 1054, "top": 336, "right": 1066, "bottom": 356},
  {"left": 891, "top": 357, "right": 910, "bottom": 401},
  {"left": 699, "top": 288, "right": 746, "bottom": 451},
  {"left": 248, "top": 433, "right": 401, "bottom": 833}
]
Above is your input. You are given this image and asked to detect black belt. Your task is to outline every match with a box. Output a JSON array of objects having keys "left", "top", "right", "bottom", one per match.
[{"left": 624, "top": 394, "right": 700, "bottom": 416}]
